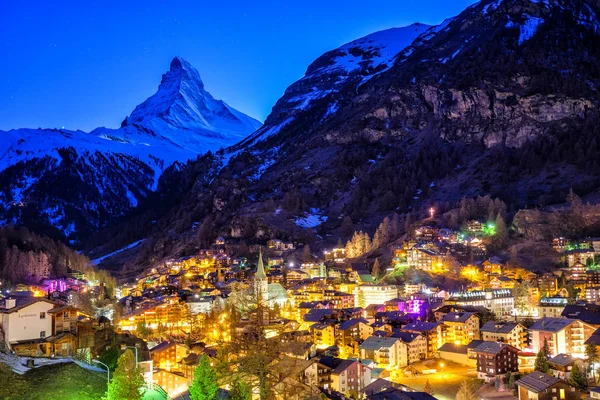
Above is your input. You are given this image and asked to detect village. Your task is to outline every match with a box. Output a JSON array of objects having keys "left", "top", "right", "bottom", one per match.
[{"left": 2, "top": 213, "right": 600, "bottom": 400}]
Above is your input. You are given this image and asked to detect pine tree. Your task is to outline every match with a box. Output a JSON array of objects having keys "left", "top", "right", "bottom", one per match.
[
  {"left": 303, "top": 245, "right": 312, "bottom": 262},
  {"left": 534, "top": 338, "right": 550, "bottom": 373},
  {"left": 228, "top": 378, "right": 251, "bottom": 400},
  {"left": 569, "top": 362, "right": 587, "bottom": 391},
  {"left": 357, "top": 289, "right": 366, "bottom": 308},
  {"left": 189, "top": 355, "right": 219, "bottom": 400},
  {"left": 495, "top": 214, "right": 508, "bottom": 246},
  {"left": 456, "top": 380, "right": 477, "bottom": 400},
  {"left": 341, "top": 216, "right": 354, "bottom": 239},
  {"left": 507, "top": 372, "right": 516, "bottom": 390},
  {"left": 424, "top": 380, "right": 433, "bottom": 395},
  {"left": 372, "top": 258, "right": 382, "bottom": 280},
  {"left": 586, "top": 342, "right": 599, "bottom": 383},
  {"left": 104, "top": 350, "right": 145, "bottom": 400}
]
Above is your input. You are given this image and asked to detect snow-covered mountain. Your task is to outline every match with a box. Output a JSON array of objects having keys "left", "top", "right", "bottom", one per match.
[
  {"left": 237, "top": 23, "right": 430, "bottom": 148},
  {"left": 0, "top": 57, "right": 261, "bottom": 240}
]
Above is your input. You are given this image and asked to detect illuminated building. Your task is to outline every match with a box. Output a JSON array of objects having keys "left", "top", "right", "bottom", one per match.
[
  {"left": 311, "top": 323, "right": 336, "bottom": 348},
  {"left": 406, "top": 246, "right": 447, "bottom": 271},
  {"left": 537, "top": 297, "right": 568, "bottom": 318},
  {"left": 120, "top": 302, "right": 187, "bottom": 331},
  {"left": 324, "top": 248, "right": 346, "bottom": 263},
  {"left": 352, "top": 285, "right": 398, "bottom": 308},
  {"left": 150, "top": 341, "right": 188, "bottom": 371},
  {"left": 402, "top": 321, "right": 444, "bottom": 359},
  {"left": 474, "top": 342, "right": 519, "bottom": 382},
  {"left": 337, "top": 318, "right": 373, "bottom": 346},
  {"left": 480, "top": 321, "right": 528, "bottom": 350},
  {"left": 447, "top": 289, "right": 514, "bottom": 318},
  {"left": 529, "top": 318, "right": 595, "bottom": 358},
  {"left": 359, "top": 336, "right": 405, "bottom": 368},
  {"left": 441, "top": 312, "right": 480, "bottom": 345}
]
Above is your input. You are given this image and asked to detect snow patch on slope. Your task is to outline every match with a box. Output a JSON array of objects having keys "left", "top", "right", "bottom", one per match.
[
  {"left": 295, "top": 208, "right": 328, "bottom": 228},
  {"left": 91, "top": 239, "right": 146, "bottom": 265}
]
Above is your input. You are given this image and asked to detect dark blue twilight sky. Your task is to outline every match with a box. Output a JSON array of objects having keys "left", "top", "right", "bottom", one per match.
[{"left": 0, "top": 0, "right": 476, "bottom": 131}]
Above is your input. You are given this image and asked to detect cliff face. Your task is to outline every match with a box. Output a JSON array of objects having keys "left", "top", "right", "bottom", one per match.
[{"left": 316, "top": 0, "right": 600, "bottom": 148}]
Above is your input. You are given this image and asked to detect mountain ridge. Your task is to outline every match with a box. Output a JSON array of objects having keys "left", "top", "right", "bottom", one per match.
[
  {"left": 91, "top": 0, "right": 600, "bottom": 273},
  {"left": 0, "top": 57, "right": 261, "bottom": 241}
]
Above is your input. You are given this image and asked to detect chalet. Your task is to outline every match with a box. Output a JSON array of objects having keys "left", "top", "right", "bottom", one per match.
[
  {"left": 516, "top": 372, "right": 582, "bottom": 400},
  {"left": 267, "top": 239, "right": 295, "bottom": 251},
  {"left": 548, "top": 354, "right": 584, "bottom": 380},
  {"left": 337, "top": 318, "right": 373, "bottom": 347},
  {"left": 489, "top": 275, "right": 516, "bottom": 289},
  {"left": 474, "top": 341, "right": 519, "bottom": 382},
  {"left": 316, "top": 356, "right": 372, "bottom": 398},
  {"left": 483, "top": 257, "right": 503, "bottom": 275},
  {"left": 480, "top": 321, "right": 528, "bottom": 350},
  {"left": 566, "top": 249, "right": 595, "bottom": 268},
  {"left": 406, "top": 246, "right": 446, "bottom": 271},
  {"left": 150, "top": 341, "right": 189, "bottom": 371},
  {"left": 466, "top": 220, "right": 484, "bottom": 234},
  {"left": 0, "top": 297, "right": 55, "bottom": 349}
]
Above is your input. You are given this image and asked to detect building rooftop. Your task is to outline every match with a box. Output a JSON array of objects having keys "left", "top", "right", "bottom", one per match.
[
  {"left": 339, "top": 318, "right": 369, "bottom": 331},
  {"left": 549, "top": 353, "right": 580, "bottom": 367},
  {"left": 529, "top": 317, "right": 576, "bottom": 332},
  {"left": 473, "top": 341, "right": 517, "bottom": 355},
  {"left": 441, "top": 311, "right": 476, "bottom": 323},
  {"left": 437, "top": 343, "right": 468, "bottom": 355},
  {"left": 481, "top": 321, "right": 520, "bottom": 334},
  {"left": 402, "top": 321, "right": 441, "bottom": 332},
  {"left": 392, "top": 331, "right": 422, "bottom": 344},
  {"left": 516, "top": 372, "right": 562, "bottom": 393},
  {"left": 360, "top": 336, "right": 400, "bottom": 351}
]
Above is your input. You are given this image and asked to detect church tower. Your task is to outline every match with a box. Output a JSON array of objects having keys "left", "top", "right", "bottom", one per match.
[{"left": 254, "top": 250, "right": 269, "bottom": 303}]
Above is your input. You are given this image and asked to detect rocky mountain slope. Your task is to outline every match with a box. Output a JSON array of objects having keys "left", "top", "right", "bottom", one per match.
[
  {"left": 0, "top": 57, "right": 261, "bottom": 241},
  {"left": 92, "top": 0, "right": 600, "bottom": 272}
]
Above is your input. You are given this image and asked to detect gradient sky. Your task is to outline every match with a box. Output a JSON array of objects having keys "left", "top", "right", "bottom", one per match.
[{"left": 0, "top": 0, "right": 477, "bottom": 131}]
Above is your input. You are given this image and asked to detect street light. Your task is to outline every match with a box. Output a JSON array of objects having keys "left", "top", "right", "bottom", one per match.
[{"left": 92, "top": 359, "right": 110, "bottom": 386}]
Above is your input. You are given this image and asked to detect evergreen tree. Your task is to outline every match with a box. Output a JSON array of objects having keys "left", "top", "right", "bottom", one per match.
[
  {"left": 104, "top": 350, "right": 145, "bottom": 400},
  {"left": 494, "top": 214, "right": 508, "bottom": 247},
  {"left": 569, "top": 362, "right": 587, "bottom": 391},
  {"left": 456, "top": 380, "right": 477, "bottom": 400},
  {"left": 228, "top": 378, "right": 251, "bottom": 400},
  {"left": 372, "top": 258, "right": 382, "bottom": 280},
  {"left": 303, "top": 245, "right": 312, "bottom": 262},
  {"left": 341, "top": 216, "right": 354, "bottom": 239},
  {"left": 189, "top": 355, "right": 219, "bottom": 400},
  {"left": 424, "top": 380, "right": 433, "bottom": 395},
  {"left": 586, "top": 342, "right": 599, "bottom": 383},
  {"left": 534, "top": 339, "right": 550, "bottom": 373},
  {"left": 507, "top": 372, "right": 516, "bottom": 390},
  {"left": 357, "top": 289, "right": 366, "bottom": 308}
]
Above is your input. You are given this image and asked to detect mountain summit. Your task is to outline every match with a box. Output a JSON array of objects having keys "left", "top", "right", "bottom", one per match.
[{"left": 0, "top": 57, "right": 261, "bottom": 240}]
